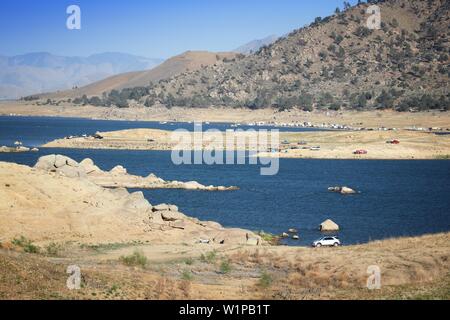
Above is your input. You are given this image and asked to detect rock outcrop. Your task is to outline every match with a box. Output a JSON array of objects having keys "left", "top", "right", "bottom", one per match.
[
  {"left": 328, "top": 186, "right": 357, "bottom": 194},
  {"left": 33, "top": 155, "right": 238, "bottom": 191},
  {"left": 34, "top": 154, "right": 86, "bottom": 178},
  {"left": 0, "top": 146, "right": 35, "bottom": 153},
  {"left": 0, "top": 161, "right": 260, "bottom": 246}
]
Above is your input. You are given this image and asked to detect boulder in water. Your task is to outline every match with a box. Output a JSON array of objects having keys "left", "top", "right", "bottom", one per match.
[
  {"left": 319, "top": 219, "right": 339, "bottom": 231},
  {"left": 340, "top": 186, "right": 356, "bottom": 194}
]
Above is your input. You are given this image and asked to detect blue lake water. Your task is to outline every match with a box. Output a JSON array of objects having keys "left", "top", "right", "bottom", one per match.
[
  {"left": 0, "top": 116, "right": 323, "bottom": 147},
  {"left": 0, "top": 116, "right": 449, "bottom": 246}
]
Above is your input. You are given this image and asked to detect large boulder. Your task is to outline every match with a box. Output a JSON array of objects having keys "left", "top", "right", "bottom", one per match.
[
  {"left": 34, "top": 154, "right": 86, "bottom": 178},
  {"left": 340, "top": 186, "right": 356, "bottom": 194},
  {"left": 79, "top": 158, "right": 102, "bottom": 174},
  {"left": 34, "top": 154, "right": 57, "bottom": 170},
  {"left": 56, "top": 165, "right": 86, "bottom": 178},
  {"left": 54, "top": 155, "right": 78, "bottom": 168},
  {"left": 319, "top": 219, "right": 340, "bottom": 231},
  {"left": 110, "top": 165, "right": 127, "bottom": 175},
  {"left": 328, "top": 186, "right": 357, "bottom": 194}
]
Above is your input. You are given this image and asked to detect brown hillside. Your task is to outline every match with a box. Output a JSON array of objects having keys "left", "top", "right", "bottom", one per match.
[{"left": 45, "top": 51, "right": 238, "bottom": 99}]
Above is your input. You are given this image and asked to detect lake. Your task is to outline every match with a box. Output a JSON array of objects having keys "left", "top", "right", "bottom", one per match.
[
  {"left": 1, "top": 116, "right": 449, "bottom": 246},
  {"left": 0, "top": 116, "right": 324, "bottom": 147}
]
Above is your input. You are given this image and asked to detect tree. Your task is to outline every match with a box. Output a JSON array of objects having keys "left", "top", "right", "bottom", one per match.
[{"left": 89, "top": 96, "right": 103, "bottom": 106}]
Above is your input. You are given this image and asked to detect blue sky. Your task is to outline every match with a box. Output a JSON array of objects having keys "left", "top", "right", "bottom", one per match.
[{"left": 0, "top": 0, "right": 357, "bottom": 59}]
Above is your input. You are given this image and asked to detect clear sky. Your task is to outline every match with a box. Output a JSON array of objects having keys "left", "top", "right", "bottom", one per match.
[{"left": 0, "top": 0, "right": 357, "bottom": 59}]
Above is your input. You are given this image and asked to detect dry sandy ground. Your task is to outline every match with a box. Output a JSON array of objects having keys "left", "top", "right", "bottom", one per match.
[
  {"left": 43, "top": 128, "right": 450, "bottom": 160},
  {"left": 0, "top": 232, "right": 449, "bottom": 300},
  {"left": 2, "top": 101, "right": 450, "bottom": 129}
]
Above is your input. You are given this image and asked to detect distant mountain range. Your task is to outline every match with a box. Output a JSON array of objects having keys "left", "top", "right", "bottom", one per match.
[
  {"left": 233, "top": 35, "right": 279, "bottom": 54},
  {"left": 0, "top": 52, "right": 163, "bottom": 99}
]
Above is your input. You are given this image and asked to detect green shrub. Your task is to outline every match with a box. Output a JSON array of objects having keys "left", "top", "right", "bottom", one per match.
[
  {"left": 220, "top": 260, "right": 232, "bottom": 274},
  {"left": 119, "top": 250, "right": 148, "bottom": 268},
  {"left": 45, "top": 242, "right": 61, "bottom": 256},
  {"left": 257, "top": 231, "right": 277, "bottom": 243},
  {"left": 12, "top": 236, "right": 40, "bottom": 253},
  {"left": 200, "top": 250, "right": 217, "bottom": 264},
  {"left": 258, "top": 271, "right": 273, "bottom": 288},
  {"left": 181, "top": 270, "right": 194, "bottom": 281}
]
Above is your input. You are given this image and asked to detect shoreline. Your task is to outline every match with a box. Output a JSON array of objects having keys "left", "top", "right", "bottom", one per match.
[
  {"left": 2, "top": 101, "right": 450, "bottom": 129},
  {"left": 41, "top": 128, "right": 450, "bottom": 160}
]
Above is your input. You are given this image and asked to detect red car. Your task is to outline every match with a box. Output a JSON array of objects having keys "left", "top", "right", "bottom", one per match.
[
  {"left": 387, "top": 139, "right": 400, "bottom": 144},
  {"left": 353, "top": 149, "right": 368, "bottom": 155}
]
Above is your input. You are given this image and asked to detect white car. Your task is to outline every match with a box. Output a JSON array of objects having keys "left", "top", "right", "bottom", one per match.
[{"left": 312, "top": 236, "right": 341, "bottom": 247}]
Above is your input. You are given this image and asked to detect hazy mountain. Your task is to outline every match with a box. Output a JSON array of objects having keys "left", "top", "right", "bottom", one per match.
[
  {"left": 0, "top": 52, "right": 163, "bottom": 100},
  {"left": 45, "top": 51, "right": 238, "bottom": 99},
  {"left": 233, "top": 35, "right": 279, "bottom": 54},
  {"left": 104, "top": 0, "right": 447, "bottom": 111}
]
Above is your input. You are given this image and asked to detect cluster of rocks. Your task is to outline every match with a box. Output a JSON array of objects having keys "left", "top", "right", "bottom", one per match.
[
  {"left": 281, "top": 228, "right": 299, "bottom": 240},
  {"left": 0, "top": 145, "right": 39, "bottom": 153},
  {"left": 280, "top": 219, "right": 340, "bottom": 240},
  {"left": 30, "top": 155, "right": 259, "bottom": 245},
  {"left": 113, "top": 189, "right": 261, "bottom": 245},
  {"left": 33, "top": 154, "right": 238, "bottom": 191},
  {"left": 328, "top": 186, "right": 357, "bottom": 195},
  {"left": 30, "top": 155, "right": 256, "bottom": 245}
]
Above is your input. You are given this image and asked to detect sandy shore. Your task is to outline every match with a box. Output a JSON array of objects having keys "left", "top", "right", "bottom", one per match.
[
  {"left": 43, "top": 127, "right": 450, "bottom": 160},
  {"left": 2, "top": 101, "right": 450, "bottom": 130}
]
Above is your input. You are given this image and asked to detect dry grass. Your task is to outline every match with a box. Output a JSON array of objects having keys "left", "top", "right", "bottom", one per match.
[{"left": 0, "top": 232, "right": 449, "bottom": 300}]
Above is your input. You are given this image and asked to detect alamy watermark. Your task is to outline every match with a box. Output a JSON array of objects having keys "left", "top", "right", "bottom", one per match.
[
  {"left": 366, "top": 265, "right": 381, "bottom": 290},
  {"left": 66, "top": 5, "right": 81, "bottom": 30},
  {"left": 170, "top": 122, "right": 280, "bottom": 176},
  {"left": 366, "top": 5, "right": 381, "bottom": 30},
  {"left": 66, "top": 265, "right": 81, "bottom": 290}
]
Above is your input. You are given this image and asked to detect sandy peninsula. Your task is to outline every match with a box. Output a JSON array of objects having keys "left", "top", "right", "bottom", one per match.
[
  {"left": 43, "top": 127, "right": 450, "bottom": 160},
  {"left": 2, "top": 101, "right": 450, "bottom": 130}
]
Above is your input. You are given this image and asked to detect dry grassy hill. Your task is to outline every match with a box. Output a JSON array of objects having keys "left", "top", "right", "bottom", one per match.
[{"left": 43, "top": 51, "right": 238, "bottom": 100}]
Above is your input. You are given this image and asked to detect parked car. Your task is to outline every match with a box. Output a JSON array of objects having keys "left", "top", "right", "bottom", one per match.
[
  {"left": 353, "top": 149, "right": 368, "bottom": 155},
  {"left": 312, "top": 236, "right": 341, "bottom": 247},
  {"left": 387, "top": 139, "right": 400, "bottom": 144}
]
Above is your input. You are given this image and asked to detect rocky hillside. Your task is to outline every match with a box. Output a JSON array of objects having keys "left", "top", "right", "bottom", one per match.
[{"left": 66, "top": 0, "right": 448, "bottom": 112}]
